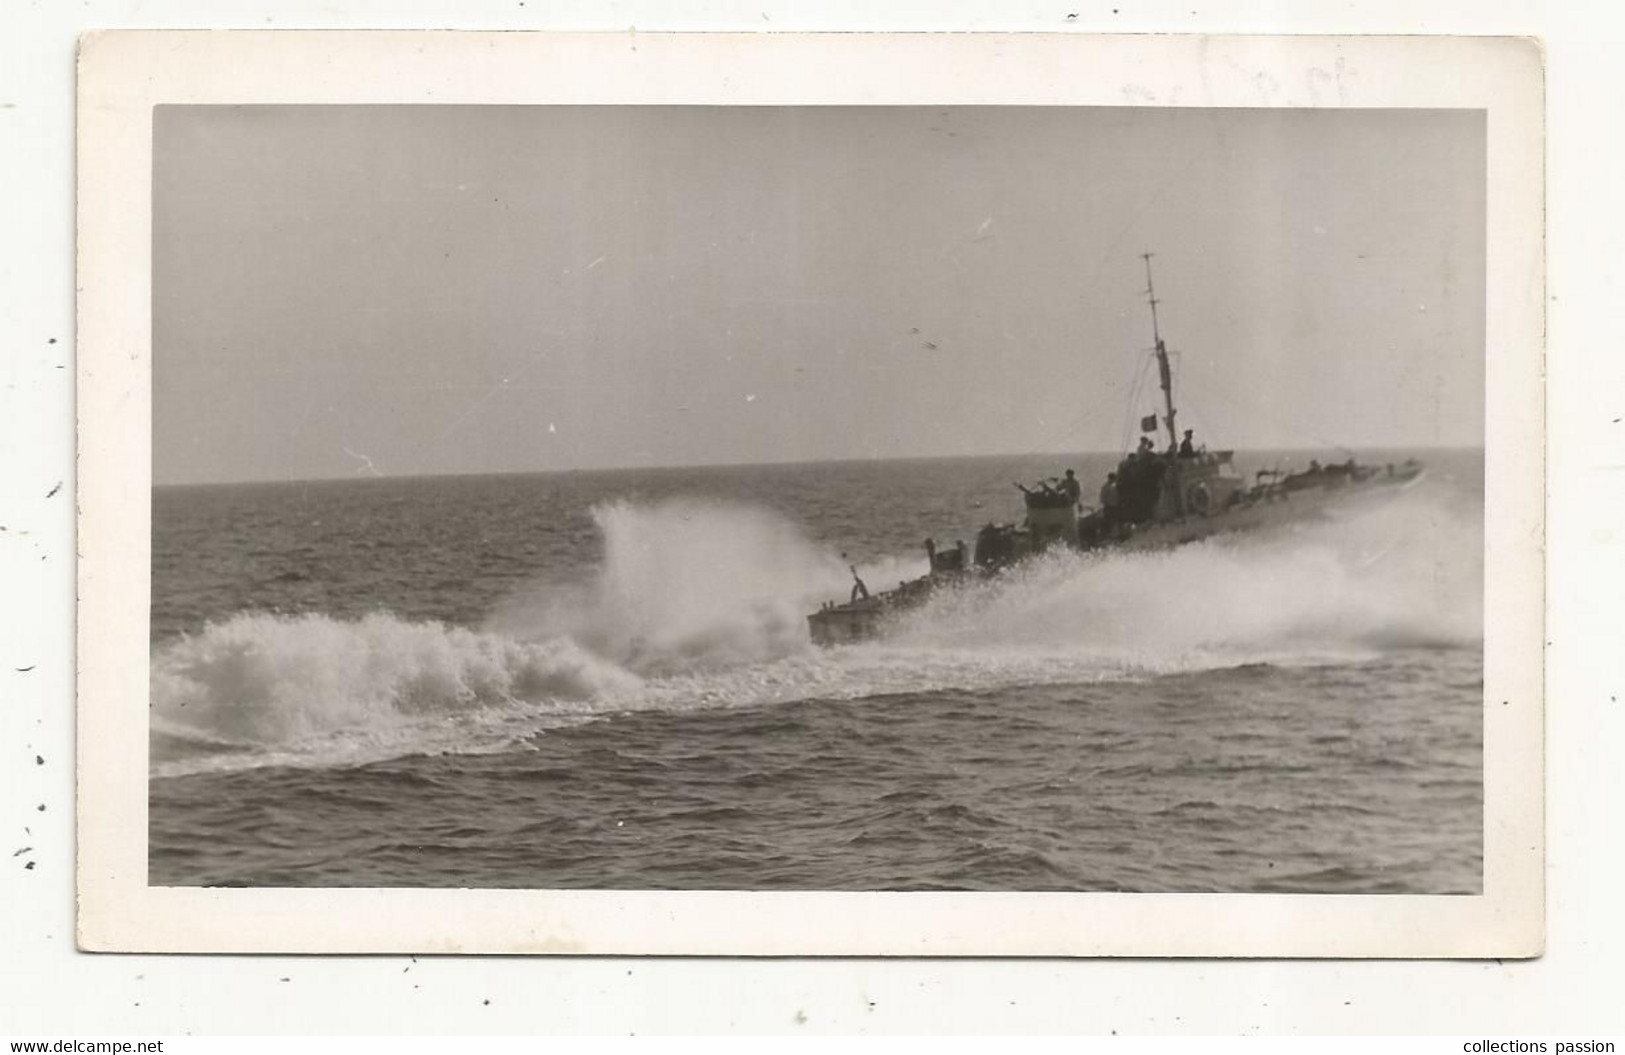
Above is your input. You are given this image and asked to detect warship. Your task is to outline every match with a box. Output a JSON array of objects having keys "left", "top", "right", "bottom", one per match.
[{"left": 807, "top": 255, "right": 1425, "bottom": 646}]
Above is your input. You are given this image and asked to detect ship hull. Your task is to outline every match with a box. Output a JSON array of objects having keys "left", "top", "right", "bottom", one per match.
[
  {"left": 1095, "top": 466, "right": 1421, "bottom": 552},
  {"left": 805, "top": 465, "right": 1422, "bottom": 647}
]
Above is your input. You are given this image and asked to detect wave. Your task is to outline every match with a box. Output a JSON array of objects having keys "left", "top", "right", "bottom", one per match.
[
  {"left": 150, "top": 612, "right": 646, "bottom": 776},
  {"left": 151, "top": 487, "right": 1480, "bottom": 777},
  {"left": 893, "top": 484, "right": 1482, "bottom": 661},
  {"left": 482, "top": 499, "right": 919, "bottom": 675},
  {"left": 151, "top": 500, "right": 895, "bottom": 776}
]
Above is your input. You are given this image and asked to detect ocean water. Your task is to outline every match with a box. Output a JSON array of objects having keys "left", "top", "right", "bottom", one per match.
[{"left": 150, "top": 450, "right": 1483, "bottom": 892}]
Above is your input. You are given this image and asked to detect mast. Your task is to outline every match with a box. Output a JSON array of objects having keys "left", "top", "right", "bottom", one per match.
[{"left": 1142, "top": 252, "right": 1177, "bottom": 451}]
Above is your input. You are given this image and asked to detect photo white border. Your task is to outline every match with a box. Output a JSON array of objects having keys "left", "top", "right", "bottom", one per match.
[{"left": 76, "top": 30, "right": 1545, "bottom": 956}]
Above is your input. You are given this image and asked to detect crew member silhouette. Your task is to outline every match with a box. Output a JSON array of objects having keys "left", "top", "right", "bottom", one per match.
[{"left": 1060, "top": 469, "right": 1082, "bottom": 504}]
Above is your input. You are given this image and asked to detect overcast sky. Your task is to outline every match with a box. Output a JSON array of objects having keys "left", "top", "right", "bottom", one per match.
[{"left": 153, "top": 105, "right": 1484, "bottom": 485}]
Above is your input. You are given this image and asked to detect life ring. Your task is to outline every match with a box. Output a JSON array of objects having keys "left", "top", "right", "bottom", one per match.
[{"left": 1185, "top": 480, "right": 1212, "bottom": 516}]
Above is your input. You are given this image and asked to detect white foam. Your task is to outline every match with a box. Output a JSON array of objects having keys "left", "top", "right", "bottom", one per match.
[
  {"left": 894, "top": 484, "right": 1483, "bottom": 666},
  {"left": 150, "top": 612, "right": 645, "bottom": 776},
  {"left": 486, "top": 498, "right": 928, "bottom": 674},
  {"left": 151, "top": 486, "right": 1480, "bottom": 777}
]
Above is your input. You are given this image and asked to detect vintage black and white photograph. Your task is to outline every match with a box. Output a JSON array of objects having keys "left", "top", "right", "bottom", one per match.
[
  {"left": 67, "top": 29, "right": 1546, "bottom": 957},
  {"left": 143, "top": 99, "right": 1487, "bottom": 895}
]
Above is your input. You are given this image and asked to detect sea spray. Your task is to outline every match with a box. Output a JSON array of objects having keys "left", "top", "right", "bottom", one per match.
[
  {"left": 151, "top": 612, "right": 643, "bottom": 751},
  {"left": 893, "top": 487, "right": 1482, "bottom": 664},
  {"left": 487, "top": 498, "right": 927, "bottom": 674},
  {"left": 150, "top": 487, "right": 1479, "bottom": 776}
]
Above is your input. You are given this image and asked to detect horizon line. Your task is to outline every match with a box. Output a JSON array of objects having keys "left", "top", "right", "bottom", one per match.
[{"left": 153, "top": 443, "right": 1485, "bottom": 489}]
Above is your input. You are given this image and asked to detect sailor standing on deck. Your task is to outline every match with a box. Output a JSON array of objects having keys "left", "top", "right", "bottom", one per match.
[
  {"left": 1099, "top": 472, "right": 1121, "bottom": 524},
  {"left": 1060, "top": 469, "right": 1082, "bottom": 506}
]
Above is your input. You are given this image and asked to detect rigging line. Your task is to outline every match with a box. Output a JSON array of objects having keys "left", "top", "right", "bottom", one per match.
[
  {"left": 1040, "top": 338, "right": 1157, "bottom": 448},
  {"left": 1118, "top": 363, "right": 1140, "bottom": 453},
  {"left": 1118, "top": 351, "right": 1156, "bottom": 455},
  {"left": 1157, "top": 353, "right": 1232, "bottom": 448},
  {"left": 1077, "top": 174, "right": 1188, "bottom": 297},
  {"left": 1122, "top": 352, "right": 1155, "bottom": 454},
  {"left": 1053, "top": 393, "right": 1128, "bottom": 450},
  {"left": 1116, "top": 356, "right": 1142, "bottom": 454},
  {"left": 1190, "top": 367, "right": 1355, "bottom": 455},
  {"left": 1055, "top": 357, "right": 1149, "bottom": 449}
]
